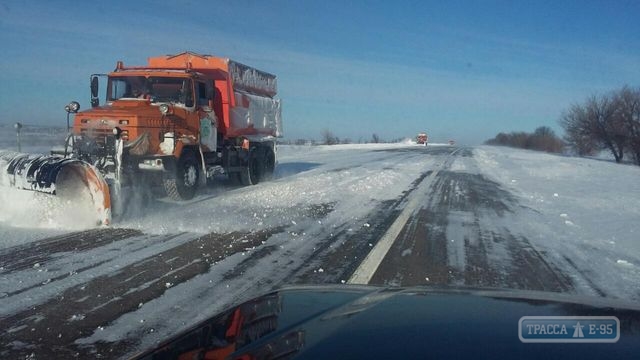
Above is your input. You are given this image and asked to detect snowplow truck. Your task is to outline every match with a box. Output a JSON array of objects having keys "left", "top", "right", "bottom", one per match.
[
  {"left": 1, "top": 52, "right": 282, "bottom": 225},
  {"left": 416, "top": 133, "right": 428, "bottom": 145}
]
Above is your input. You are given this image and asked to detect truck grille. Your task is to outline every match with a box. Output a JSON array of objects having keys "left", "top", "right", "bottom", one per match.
[{"left": 80, "top": 128, "right": 113, "bottom": 144}]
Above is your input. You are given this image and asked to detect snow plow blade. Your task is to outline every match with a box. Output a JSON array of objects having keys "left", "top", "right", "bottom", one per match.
[{"left": 0, "top": 151, "right": 111, "bottom": 226}]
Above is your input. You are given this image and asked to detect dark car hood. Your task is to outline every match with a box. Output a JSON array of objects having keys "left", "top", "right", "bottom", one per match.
[{"left": 132, "top": 285, "right": 640, "bottom": 359}]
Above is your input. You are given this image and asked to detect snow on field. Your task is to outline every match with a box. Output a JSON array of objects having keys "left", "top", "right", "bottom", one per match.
[{"left": 473, "top": 146, "right": 640, "bottom": 300}]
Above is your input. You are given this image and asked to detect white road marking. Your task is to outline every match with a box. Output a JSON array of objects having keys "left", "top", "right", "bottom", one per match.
[{"left": 348, "top": 147, "right": 461, "bottom": 284}]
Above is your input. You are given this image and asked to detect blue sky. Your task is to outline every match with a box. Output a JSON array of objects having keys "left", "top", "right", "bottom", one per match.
[{"left": 1, "top": 0, "right": 639, "bottom": 144}]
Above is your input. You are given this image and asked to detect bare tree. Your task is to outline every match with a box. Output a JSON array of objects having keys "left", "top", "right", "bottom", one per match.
[
  {"left": 558, "top": 86, "right": 640, "bottom": 164},
  {"left": 531, "top": 126, "right": 564, "bottom": 153},
  {"left": 560, "top": 92, "right": 627, "bottom": 162},
  {"left": 614, "top": 86, "right": 640, "bottom": 165},
  {"left": 560, "top": 104, "right": 600, "bottom": 156},
  {"left": 321, "top": 129, "right": 339, "bottom": 145},
  {"left": 371, "top": 133, "right": 380, "bottom": 143},
  {"left": 586, "top": 94, "right": 626, "bottom": 162}
]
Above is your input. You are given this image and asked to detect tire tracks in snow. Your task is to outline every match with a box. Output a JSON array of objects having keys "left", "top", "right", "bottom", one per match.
[
  {"left": 362, "top": 148, "right": 575, "bottom": 293},
  {"left": 348, "top": 147, "right": 463, "bottom": 284},
  {"left": 0, "top": 228, "right": 282, "bottom": 359},
  {"left": 286, "top": 146, "right": 460, "bottom": 285},
  {"left": 0, "top": 228, "right": 143, "bottom": 272}
]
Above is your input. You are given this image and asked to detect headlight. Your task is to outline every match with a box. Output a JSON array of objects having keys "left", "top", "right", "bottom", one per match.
[
  {"left": 65, "top": 101, "right": 80, "bottom": 113},
  {"left": 159, "top": 104, "right": 172, "bottom": 115}
]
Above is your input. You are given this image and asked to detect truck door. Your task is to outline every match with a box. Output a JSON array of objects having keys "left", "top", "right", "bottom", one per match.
[{"left": 197, "top": 81, "right": 217, "bottom": 152}]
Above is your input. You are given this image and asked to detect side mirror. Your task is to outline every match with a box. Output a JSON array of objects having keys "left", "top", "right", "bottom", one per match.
[{"left": 90, "top": 75, "right": 100, "bottom": 107}]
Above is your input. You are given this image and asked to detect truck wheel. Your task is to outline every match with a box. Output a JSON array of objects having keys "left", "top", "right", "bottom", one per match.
[
  {"left": 240, "top": 147, "right": 262, "bottom": 185},
  {"left": 164, "top": 152, "right": 199, "bottom": 200},
  {"left": 262, "top": 148, "right": 275, "bottom": 181}
]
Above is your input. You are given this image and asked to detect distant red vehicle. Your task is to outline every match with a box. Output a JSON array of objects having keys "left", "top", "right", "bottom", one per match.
[
  {"left": 417, "top": 133, "right": 428, "bottom": 145},
  {"left": 448, "top": 139, "right": 456, "bottom": 145}
]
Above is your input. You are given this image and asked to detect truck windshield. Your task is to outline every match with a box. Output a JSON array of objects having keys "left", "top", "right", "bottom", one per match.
[{"left": 108, "top": 76, "right": 194, "bottom": 106}]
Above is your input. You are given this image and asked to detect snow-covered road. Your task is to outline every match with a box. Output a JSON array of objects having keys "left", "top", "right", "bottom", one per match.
[{"left": 1, "top": 143, "right": 639, "bottom": 358}]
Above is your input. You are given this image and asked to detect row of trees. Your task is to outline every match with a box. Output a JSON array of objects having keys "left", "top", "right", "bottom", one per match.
[
  {"left": 319, "top": 130, "right": 396, "bottom": 145},
  {"left": 484, "top": 126, "right": 565, "bottom": 153},
  {"left": 560, "top": 86, "right": 640, "bottom": 164},
  {"left": 279, "top": 133, "right": 410, "bottom": 146}
]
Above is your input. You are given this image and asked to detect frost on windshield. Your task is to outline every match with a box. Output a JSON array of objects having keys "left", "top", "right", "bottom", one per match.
[{"left": 108, "top": 76, "right": 194, "bottom": 106}]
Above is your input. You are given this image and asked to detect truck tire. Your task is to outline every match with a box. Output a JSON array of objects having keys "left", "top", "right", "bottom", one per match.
[
  {"left": 262, "top": 147, "right": 275, "bottom": 181},
  {"left": 239, "top": 145, "right": 275, "bottom": 186},
  {"left": 163, "top": 152, "right": 199, "bottom": 200},
  {"left": 239, "top": 147, "right": 261, "bottom": 186}
]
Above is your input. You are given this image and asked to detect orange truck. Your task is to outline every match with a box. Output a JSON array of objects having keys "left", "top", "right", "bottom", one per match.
[
  {"left": 416, "top": 133, "right": 428, "bottom": 145},
  {"left": 2, "top": 52, "right": 282, "bottom": 224}
]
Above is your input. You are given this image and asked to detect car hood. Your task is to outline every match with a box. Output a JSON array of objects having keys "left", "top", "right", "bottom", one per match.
[{"left": 132, "top": 285, "right": 640, "bottom": 359}]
